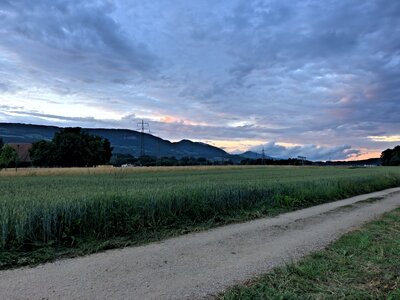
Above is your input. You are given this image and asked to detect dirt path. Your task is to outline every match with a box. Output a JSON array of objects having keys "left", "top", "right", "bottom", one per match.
[{"left": 1, "top": 187, "right": 400, "bottom": 300}]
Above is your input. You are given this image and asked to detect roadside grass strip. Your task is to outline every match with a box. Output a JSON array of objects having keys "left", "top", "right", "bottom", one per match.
[{"left": 221, "top": 209, "right": 400, "bottom": 300}]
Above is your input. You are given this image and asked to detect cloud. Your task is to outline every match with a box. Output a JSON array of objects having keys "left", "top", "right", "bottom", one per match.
[
  {"left": 0, "top": 0, "right": 158, "bottom": 84},
  {"left": 250, "top": 142, "right": 361, "bottom": 161},
  {"left": 0, "top": 83, "right": 10, "bottom": 93},
  {"left": 0, "top": 80, "right": 20, "bottom": 94},
  {"left": 368, "top": 136, "right": 400, "bottom": 143},
  {"left": 0, "top": 0, "right": 399, "bottom": 160}
]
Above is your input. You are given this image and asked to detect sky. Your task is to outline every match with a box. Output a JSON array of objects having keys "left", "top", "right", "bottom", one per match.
[{"left": 0, "top": 0, "right": 399, "bottom": 160}]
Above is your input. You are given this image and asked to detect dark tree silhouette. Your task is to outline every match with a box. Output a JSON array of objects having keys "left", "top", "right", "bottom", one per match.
[
  {"left": 381, "top": 145, "right": 400, "bottom": 166},
  {"left": 30, "top": 127, "right": 113, "bottom": 167}
]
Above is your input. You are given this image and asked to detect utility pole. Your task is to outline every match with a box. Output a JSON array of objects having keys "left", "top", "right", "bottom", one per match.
[{"left": 137, "top": 120, "right": 149, "bottom": 157}]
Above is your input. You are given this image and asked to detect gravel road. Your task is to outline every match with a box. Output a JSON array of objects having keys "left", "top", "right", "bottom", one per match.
[{"left": 1, "top": 187, "right": 400, "bottom": 300}]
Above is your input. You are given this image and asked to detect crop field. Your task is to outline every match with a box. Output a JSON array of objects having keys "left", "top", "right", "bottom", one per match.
[{"left": 1, "top": 166, "right": 400, "bottom": 268}]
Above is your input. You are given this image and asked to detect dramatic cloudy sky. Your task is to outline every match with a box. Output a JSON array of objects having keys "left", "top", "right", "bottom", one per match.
[{"left": 0, "top": 0, "right": 399, "bottom": 160}]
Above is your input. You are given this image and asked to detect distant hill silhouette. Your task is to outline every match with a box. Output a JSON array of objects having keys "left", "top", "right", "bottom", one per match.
[
  {"left": 239, "top": 151, "right": 274, "bottom": 160},
  {"left": 0, "top": 123, "right": 380, "bottom": 164},
  {"left": 0, "top": 123, "right": 237, "bottom": 161}
]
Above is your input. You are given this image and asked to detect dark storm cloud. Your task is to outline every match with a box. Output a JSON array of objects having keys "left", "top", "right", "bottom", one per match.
[
  {"left": 0, "top": 0, "right": 158, "bottom": 82},
  {"left": 0, "top": 0, "right": 399, "bottom": 159}
]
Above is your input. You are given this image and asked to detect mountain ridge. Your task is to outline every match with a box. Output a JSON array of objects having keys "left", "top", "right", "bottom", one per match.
[{"left": 0, "top": 122, "right": 238, "bottom": 161}]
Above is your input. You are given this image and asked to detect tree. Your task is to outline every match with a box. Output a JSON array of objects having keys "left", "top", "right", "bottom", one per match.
[
  {"left": 30, "top": 140, "right": 56, "bottom": 167},
  {"left": 0, "top": 144, "right": 18, "bottom": 168},
  {"left": 52, "top": 127, "right": 87, "bottom": 167},
  {"left": 30, "top": 127, "right": 114, "bottom": 167},
  {"left": 381, "top": 145, "right": 400, "bottom": 166},
  {"left": 110, "top": 153, "right": 137, "bottom": 166},
  {"left": 102, "top": 138, "right": 113, "bottom": 164},
  {"left": 0, "top": 139, "right": 2, "bottom": 170}
]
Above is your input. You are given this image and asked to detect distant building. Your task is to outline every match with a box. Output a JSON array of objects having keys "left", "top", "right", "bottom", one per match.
[{"left": 9, "top": 143, "right": 32, "bottom": 163}]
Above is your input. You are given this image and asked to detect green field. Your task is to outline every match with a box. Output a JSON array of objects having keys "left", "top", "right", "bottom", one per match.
[{"left": 1, "top": 166, "right": 400, "bottom": 268}]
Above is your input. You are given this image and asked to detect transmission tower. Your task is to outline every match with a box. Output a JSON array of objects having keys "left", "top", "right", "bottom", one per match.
[{"left": 137, "top": 120, "right": 149, "bottom": 157}]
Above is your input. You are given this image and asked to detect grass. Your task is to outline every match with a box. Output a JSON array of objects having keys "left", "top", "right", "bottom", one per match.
[
  {"left": 220, "top": 208, "right": 400, "bottom": 300},
  {"left": 1, "top": 166, "right": 400, "bottom": 269}
]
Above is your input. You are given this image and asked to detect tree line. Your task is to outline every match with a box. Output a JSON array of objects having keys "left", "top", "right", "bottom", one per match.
[
  {"left": 2, "top": 131, "right": 399, "bottom": 168},
  {"left": 381, "top": 145, "right": 400, "bottom": 166},
  {"left": 111, "top": 154, "right": 233, "bottom": 167},
  {"left": 240, "top": 157, "right": 312, "bottom": 166},
  {"left": 30, "top": 127, "right": 113, "bottom": 167}
]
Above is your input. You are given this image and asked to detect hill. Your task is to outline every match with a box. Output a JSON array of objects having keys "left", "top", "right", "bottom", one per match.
[
  {"left": 239, "top": 151, "right": 275, "bottom": 160},
  {"left": 0, "top": 123, "right": 236, "bottom": 161}
]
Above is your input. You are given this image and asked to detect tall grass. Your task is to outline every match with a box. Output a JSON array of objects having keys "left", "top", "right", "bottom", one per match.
[{"left": 1, "top": 166, "right": 400, "bottom": 249}]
